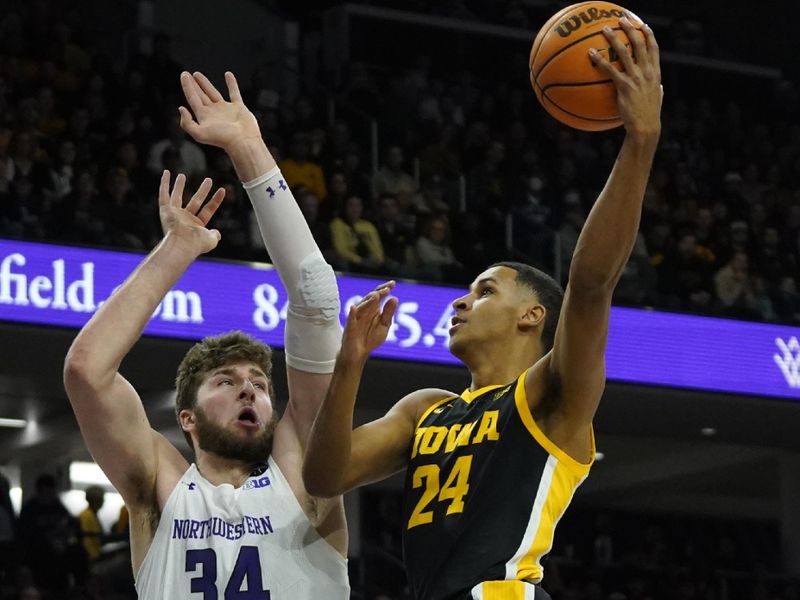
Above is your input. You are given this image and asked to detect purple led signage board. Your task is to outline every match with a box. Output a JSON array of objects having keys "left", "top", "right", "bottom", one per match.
[{"left": 1, "top": 239, "right": 798, "bottom": 400}]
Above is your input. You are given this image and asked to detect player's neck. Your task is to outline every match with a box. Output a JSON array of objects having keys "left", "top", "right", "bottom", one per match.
[
  {"left": 467, "top": 348, "right": 540, "bottom": 391},
  {"left": 196, "top": 451, "right": 256, "bottom": 488}
]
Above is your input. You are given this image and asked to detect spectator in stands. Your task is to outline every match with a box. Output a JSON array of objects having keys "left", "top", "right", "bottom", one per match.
[
  {"left": 373, "top": 144, "right": 417, "bottom": 201},
  {"left": 772, "top": 275, "right": 800, "bottom": 324},
  {"left": 615, "top": 233, "right": 658, "bottom": 307},
  {"left": 336, "top": 141, "right": 372, "bottom": 201},
  {"left": 34, "top": 86, "right": 65, "bottom": 137},
  {"left": 417, "top": 123, "right": 461, "bottom": 181},
  {"left": 279, "top": 131, "right": 327, "bottom": 200},
  {"left": 417, "top": 173, "right": 452, "bottom": 215},
  {"left": 556, "top": 191, "right": 584, "bottom": 279},
  {"left": 322, "top": 169, "right": 351, "bottom": 220},
  {"left": 295, "top": 185, "right": 335, "bottom": 264},
  {"left": 714, "top": 251, "right": 763, "bottom": 319},
  {"left": 18, "top": 474, "right": 87, "bottom": 592},
  {"left": 0, "top": 473, "right": 16, "bottom": 588},
  {"left": 373, "top": 193, "right": 416, "bottom": 277},
  {"left": 100, "top": 168, "right": 150, "bottom": 250},
  {"left": 209, "top": 182, "right": 255, "bottom": 261},
  {"left": 414, "top": 214, "right": 463, "bottom": 282},
  {"left": 293, "top": 96, "right": 324, "bottom": 136},
  {"left": 147, "top": 115, "right": 207, "bottom": 178},
  {"left": 318, "top": 119, "right": 352, "bottom": 174},
  {"left": 658, "top": 230, "right": 715, "bottom": 313},
  {"left": 46, "top": 139, "right": 78, "bottom": 200},
  {"left": 112, "top": 505, "right": 129, "bottom": 540},
  {"left": 466, "top": 138, "right": 509, "bottom": 238},
  {"left": 5, "top": 131, "right": 48, "bottom": 191},
  {"left": 330, "top": 194, "right": 384, "bottom": 273},
  {"left": 78, "top": 486, "right": 105, "bottom": 564},
  {"left": 512, "top": 173, "right": 555, "bottom": 270},
  {"left": 114, "top": 140, "right": 150, "bottom": 195},
  {"left": 54, "top": 170, "right": 105, "bottom": 245}
]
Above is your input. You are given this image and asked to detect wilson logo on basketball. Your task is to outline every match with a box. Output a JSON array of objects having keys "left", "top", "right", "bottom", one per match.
[{"left": 555, "top": 8, "right": 630, "bottom": 37}]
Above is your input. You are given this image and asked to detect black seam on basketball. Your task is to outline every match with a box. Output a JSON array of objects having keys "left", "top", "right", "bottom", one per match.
[
  {"left": 532, "top": 25, "right": 635, "bottom": 91},
  {"left": 530, "top": 1, "right": 597, "bottom": 71},
  {"left": 541, "top": 79, "right": 614, "bottom": 92},
  {"left": 541, "top": 88, "right": 620, "bottom": 123}
]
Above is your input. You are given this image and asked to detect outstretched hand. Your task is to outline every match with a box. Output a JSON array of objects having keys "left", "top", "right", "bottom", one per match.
[
  {"left": 590, "top": 18, "right": 662, "bottom": 136},
  {"left": 158, "top": 170, "right": 225, "bottom": 255},
  {"left": 341, "top": 281, "right": 398, "bottom": 362},
  {"left": 179, "top": 71, "right": 262, "bottom": 151}
]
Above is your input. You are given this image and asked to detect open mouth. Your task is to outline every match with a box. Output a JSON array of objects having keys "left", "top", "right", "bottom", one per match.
[
  {"left": 237, "top": 407, "right": 259, "bottom": 426},
  {"left": 450, "top": 316, "right": 465, "bottom": 332}
]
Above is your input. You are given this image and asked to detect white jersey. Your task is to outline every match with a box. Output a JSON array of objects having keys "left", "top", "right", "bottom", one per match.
[{"left": 136, "top": 457, "right": 349, "bottom": 599}]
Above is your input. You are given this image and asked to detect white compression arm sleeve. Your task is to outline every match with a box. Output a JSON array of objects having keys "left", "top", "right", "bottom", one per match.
[{"left": 243, "top": 167, "right": 342, "bottom": 374}]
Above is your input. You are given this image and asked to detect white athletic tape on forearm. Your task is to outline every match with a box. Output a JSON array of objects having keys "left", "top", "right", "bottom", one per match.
[{"left": 243, "top": 168, "right": 342, "bottom": 373}]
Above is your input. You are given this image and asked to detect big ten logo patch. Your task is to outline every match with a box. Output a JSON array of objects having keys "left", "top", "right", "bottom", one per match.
[{"left": 244, "top": 475, "right": 271, "bottom": 490}]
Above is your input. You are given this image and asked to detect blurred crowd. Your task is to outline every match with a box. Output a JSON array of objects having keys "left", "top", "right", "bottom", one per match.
[
  {"left": 1, "top": 0, "right": 800, "bottom": 598},
  {"left": 0, "top": 474, "right": 134, "bottom": 600},
  {"left": 1, "top": 0, "right": 799, "bottom": 325}
]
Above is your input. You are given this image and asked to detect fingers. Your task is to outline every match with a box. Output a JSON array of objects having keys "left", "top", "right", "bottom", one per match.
[
  {"left": 185, "top": 177, "right": 213, "bottom": 215},
  {"left": 642, "top": 23, "right": 661, "bottom": 81},
  {"left": 350, "top": 281, "right": 395, "bottom": 320},
  {"left": 178, "top": 106, "right": 202, "bottom": 139},
  {"left": 619, "top": 18, "right": 646, "bottom": 67},
  {"left": 380, "top": 297, "right": 399, "bottom": 327},
  {"left": 375, "top": 280, "right": 396, "bottom": 293},
  {"left": 225, "top": 71, "right": 243, "bottom": 103},
  {"left": 180, "top": 72, "right": 206, "bottom": 114},
  {"left": 197, "top": 187, "right": 226, "bottom": 225},
  {"left": 158, "top": 170, "right": 171, "bottom": 207},
  {"left": 193, "top": 72, "right": 224, "bottom": 103},
  {"left": 601, "top": 21, "right": 635, "bottom": 75},
  {"left": 169, "top": 173, "right": 187, "bottom": 208}
]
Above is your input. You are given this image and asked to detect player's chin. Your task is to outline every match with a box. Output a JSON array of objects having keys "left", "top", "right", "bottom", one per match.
[{"left": 448, "top": 335, "right": 467, "bottom": 358}]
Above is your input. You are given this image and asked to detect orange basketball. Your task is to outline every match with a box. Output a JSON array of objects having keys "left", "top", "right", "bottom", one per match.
[{"left": 530, "top": 1, "right": 645, "bottom": 131}]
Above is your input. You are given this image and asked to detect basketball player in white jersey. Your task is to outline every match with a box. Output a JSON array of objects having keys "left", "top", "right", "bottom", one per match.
[{"left": 64, "top": 71, "right": 353, "bottom": 598}]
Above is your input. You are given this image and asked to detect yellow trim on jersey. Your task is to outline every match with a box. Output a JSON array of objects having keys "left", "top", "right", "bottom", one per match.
[
  {"left": 513, "top": 372, "right": 594, "bottom": 477},
  {"left": 475, "top": 580, "right": 531, "bottom": 599},
  {"left": 461, "top": 384, "right": 505, "bottom": 403},
  {"left": 515, "top": 458, "right": 578, "bottom": 582},
  {"left": 416, "top": 395, "right": 458, "bottom": 429}
]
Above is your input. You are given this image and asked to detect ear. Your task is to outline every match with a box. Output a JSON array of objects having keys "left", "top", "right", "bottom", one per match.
[
  {"left": 519, "top": 303, "right": 545, "bottom": 333},
  {"left": 178, "top": 409, "right": 195, "bottom": 432}
]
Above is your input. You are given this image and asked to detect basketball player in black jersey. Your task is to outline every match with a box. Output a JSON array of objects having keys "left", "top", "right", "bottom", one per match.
[{"left": 304, "top": 18, "right": 662, "bottom": 600}]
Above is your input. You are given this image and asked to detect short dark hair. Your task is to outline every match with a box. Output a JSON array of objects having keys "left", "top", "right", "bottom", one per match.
[
  {"left": 175, "top": 331, "right": 275, "bottom": 449},
  {"left": 491, "top": 261, "right": 564, "bottom": 353}
]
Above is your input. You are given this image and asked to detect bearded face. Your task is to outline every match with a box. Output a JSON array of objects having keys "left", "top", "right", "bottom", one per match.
[{"left": 193, "top": 406, "right": 278, "bottom": 464}]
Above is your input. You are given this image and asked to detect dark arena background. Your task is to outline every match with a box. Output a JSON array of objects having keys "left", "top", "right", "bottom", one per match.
[{"left": 0, "top": 0, "right": 799, "bottom": 598}]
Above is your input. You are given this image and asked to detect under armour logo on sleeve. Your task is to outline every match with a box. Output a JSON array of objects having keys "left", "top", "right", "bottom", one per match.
[{"left": 266, "top": 186, "right": 275, "bottom": 198}]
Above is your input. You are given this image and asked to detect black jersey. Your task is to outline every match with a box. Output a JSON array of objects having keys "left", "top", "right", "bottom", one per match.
[{"left": 402, "top": 371, "right": 594, "bottom": 600}]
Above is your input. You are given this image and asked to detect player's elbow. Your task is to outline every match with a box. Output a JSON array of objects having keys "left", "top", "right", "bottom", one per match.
[
  {"left": 63, "top": 345, "right": 105, "bottom": 401},
  {"left": 568, "top": 254, "right": 617, "bottom": 293}
]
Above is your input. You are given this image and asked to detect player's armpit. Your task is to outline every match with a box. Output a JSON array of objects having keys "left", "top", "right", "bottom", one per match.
[
  {"left": 526, "top": 284, "right": 609, "bottom": 461},
  {"left": 64, "top": 360, "right": 188, "bottom": 510}
]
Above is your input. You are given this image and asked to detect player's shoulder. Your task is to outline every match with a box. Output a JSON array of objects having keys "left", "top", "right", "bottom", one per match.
[{"left": 395, "top": 387, "right": 459, "bottom": 424}]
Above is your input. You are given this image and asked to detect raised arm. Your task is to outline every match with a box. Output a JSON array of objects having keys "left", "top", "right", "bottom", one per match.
[
  {"left": 303, "top": 283, "right": 443, "bottom": 497},
  {"left": 529, "top": 19, "right": 662, "bottom": 453},
  {"left": 179, "top": 71, "right": 343, "bottom": 445},
  {"left": 63, "top": 173, "right": 225, "bottom": 504}
]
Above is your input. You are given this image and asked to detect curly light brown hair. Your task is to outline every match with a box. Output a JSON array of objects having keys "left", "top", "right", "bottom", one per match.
[{"left": 175, "top": 331, "right": 275, "bottom": 449}]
